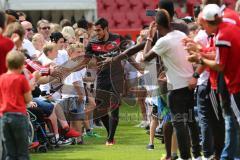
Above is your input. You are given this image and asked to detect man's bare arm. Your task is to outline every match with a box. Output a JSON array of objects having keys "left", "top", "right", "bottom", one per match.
[{"left": 112, "top": 42, "right": 146, "bottom": 62}]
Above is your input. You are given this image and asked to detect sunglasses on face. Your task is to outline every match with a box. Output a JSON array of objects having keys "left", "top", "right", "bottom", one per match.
[
  {"left": 26, "top": 28, "right": 33, "bottom": 32},
  {"left": 41, "top": 26, "right": 50, "bottom": 30}
]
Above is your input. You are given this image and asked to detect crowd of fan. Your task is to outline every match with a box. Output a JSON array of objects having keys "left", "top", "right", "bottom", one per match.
[{"left": 1, "top": 0, "right": 240, "bottom": 160}]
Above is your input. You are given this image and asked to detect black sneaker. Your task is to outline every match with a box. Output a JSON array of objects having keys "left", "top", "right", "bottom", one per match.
[
  {"left": 146, "top": 144, "right": 154, "bottom": 150},
  {"left": 171, "top": 155, "right": 178, "bottom": 160}
]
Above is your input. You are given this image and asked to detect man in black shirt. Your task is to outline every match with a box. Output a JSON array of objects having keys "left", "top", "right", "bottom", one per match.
[
  {"left": 85, "top": 18, "right": 124, "bottom": 145},
  {"left": 100, "top": 0, "right": 201, "bottom": 158}
]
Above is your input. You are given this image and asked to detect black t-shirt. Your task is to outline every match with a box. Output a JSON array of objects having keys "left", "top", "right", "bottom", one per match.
[{"left": 85, "top": 33, "right": 124, "bottom": 93}]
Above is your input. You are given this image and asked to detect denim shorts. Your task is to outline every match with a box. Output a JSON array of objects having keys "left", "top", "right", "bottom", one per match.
[
  {"left": 33, "top": 98, "right": 54, "bottom": 117},
  {"left": 58, "top": 97, "right": 85, "bottom": 121}
]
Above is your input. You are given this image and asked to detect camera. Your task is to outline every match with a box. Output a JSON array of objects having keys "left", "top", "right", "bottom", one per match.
[
  {"left": 79, "top": 36, "right": 84, "bottom": 43},
  {"left": 146, "top": 9, "right": 157, "bottom": 17}
]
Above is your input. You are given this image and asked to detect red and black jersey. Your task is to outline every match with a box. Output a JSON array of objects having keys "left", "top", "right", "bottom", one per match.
[
  {"left": 85, "top": 33, "right": 124, "bottom": 94},
  {"left": 86, "top": 33, "right": 121, "bottom": 58}
]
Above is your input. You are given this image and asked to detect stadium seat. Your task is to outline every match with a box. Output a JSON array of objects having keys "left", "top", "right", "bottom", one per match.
[
  {"left": 140, "top": 11, "right": 153, "bottom": 26},
  {"left": 102, "top": 0, "right": 114, "bottom": 7},
  {"left": 97, "top": 2, "right": 104, "bottom": 11},
  {"left": 130, "top": 22, "right": 142, "bottom": 29},
  {"left": 142, "top": 0, "right": 157, "bottom": 10},
  {"left": 115, "top": 0, "right": 128, "bottom": 7},
  {"left": 112, "top": 12, "right": 128, "bottom": 29},
  {"left": 175, "top": 7, "right": 188, "bottom": 18},
  {"left": 119, "top": 5, "right": 130, "bottom": 12},
  {"left": 127, "top": 13, "right": 141, "bottom": 28},
  {"left": 108, "top": 18, "right": 115, "bottom": 28},
  {"left": 98, "top": 12, "right": 113, "bottom": 21}
]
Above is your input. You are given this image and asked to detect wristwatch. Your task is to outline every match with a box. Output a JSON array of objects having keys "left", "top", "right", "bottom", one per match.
[
  {"left": 192, "top": 72, "right": 200, "bottom": 79},
  {"left": 198, "top": 58, "right": 204, "bottom": 65}
]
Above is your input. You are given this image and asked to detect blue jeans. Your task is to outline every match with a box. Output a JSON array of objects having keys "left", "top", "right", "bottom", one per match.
[
  {"left": 219, "top": 90, "right": 239, "bottom": 160},
  {"left": 2, "top": 113, "right": 29, "bottom": 160},
  {"left": 168, "top": 87, "right": 201, "bottom": 159},
  {"left": 197, "top": 85, "right": 224, "bottom": 158}
]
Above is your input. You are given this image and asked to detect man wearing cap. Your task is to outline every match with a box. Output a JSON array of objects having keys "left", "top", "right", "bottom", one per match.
[
  {"left": 183, "top": 12, "right": 225, "bottom": 159},
  {"left": 202, "top": 0, "right": 240, "bottom": 27},
  {"left": 187, "top": 4, "right": 240, "bottom": 159},
  {"left": 186, "top": 0, "right": 240, "bottom": 157}
]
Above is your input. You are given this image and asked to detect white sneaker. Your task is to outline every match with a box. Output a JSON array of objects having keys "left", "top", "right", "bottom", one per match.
[
  {"left": 57, "top": 138, "right": 73, "bottom": 146},
  {"left": 135, "top": 121, "right": 145, "bottom": 127},
  {"left": 140, "top": 121, "right": 149, "bottom": 128},
  {"left": 202, "top": 155, "right": 214, "bottom": 160},
  {"left": 194, "top": 156, "right": 202, "bottom": 160}
]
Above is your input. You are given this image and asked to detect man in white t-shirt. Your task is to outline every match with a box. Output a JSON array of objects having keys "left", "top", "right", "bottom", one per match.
[
  {"left": 142, "top": 10, "right": 201, "bottom": 160},
  {"left": 57, "top": 43, "right": 86, "bottom": 144},
  {"left": 21, "top": 21, "right": 37, "bottom": 58}
]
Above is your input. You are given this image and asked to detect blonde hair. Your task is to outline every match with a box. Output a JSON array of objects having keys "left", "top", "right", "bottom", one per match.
[
  {"left": 32, "top": 33, "right": 44, "bottom": 43},
  {"left": 4, "top": 22, "right": 25, "bottom": 40},
  {"left": 62, "top": 26, "right": 75, "bottom": 38},
  {"left": 67, "top": 42, "right": 84, "bottom": 53},
  {"left": 37, "top": 19, "right": 49, "bottom": 29},
  {"left": 6, "top": 50, "right": 25, "bottom": 70},
  {"left": 50, "top": 23, "right": 62, "bottom": 33},
  {"left": 43, "top": 43, "right": 56, "bottom": 56},
  {"left": 75, "top": 28, "right": 87, "bottom": 35}
]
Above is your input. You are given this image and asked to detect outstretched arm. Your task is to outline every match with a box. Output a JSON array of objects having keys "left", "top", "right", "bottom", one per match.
[
  {"left": 112, "top": 42, "right": 146, "bottom": 62},
  {"left": 127, "top": 57, "right": 144, "bottom": 74}
]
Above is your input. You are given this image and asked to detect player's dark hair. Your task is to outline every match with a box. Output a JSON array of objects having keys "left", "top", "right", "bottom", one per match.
[{"left": 95, "top": 18, "right": 108, "bottom": 29}]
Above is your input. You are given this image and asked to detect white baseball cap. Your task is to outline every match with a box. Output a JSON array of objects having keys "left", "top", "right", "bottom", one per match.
[{"left": 202, "top": 4, "right": 222, "bottom": 21}]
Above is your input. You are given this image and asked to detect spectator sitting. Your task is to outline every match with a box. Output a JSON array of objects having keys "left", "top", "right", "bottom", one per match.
[
  {"left": 21, "top": 21, "right": 37, "bottom": 58},
  {"left": 37, "top": 19, "right": 51, "bottom": 42},
  {"left": 32, "top": 33, "right": 46, "bottom": 58},
  {"left": 50, "top": 32, "right": 69, "bottom": 65},
  {"left": 57, "top": 43, "right": 86, "bottom": 144}
]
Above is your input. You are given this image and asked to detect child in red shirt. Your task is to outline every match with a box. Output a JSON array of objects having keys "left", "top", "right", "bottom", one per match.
[{"left": 0, "top": 50, "right": 32, "bottom": 160}]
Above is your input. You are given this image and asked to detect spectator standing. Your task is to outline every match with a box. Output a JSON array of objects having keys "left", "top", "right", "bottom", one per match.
[{"left": 0, "top": 51, "right": 32, "bottom": 160}]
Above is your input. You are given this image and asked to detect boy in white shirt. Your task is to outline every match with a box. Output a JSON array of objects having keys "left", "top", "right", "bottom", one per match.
[{"left": 58, "top": 43, "right": 86, "bottom": 144}]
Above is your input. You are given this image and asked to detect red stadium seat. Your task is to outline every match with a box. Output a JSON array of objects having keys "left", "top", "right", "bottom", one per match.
[
  {"left": 142, "top": 0, "right": 157, "bottom": 10},
  {"left": 119, "top": 5, "right": 130, "bottom": 12},
  {"left": 108, "top": 18, "right": 115, "bottom": 28},
  {"left": 112, "top": 12, "right": 128, "bottom": 29},
  {"left": 140, "top": 11, "right": 154, "bottom": 25},
  {"left": 102, "top": 0, "right": 115, "bottom": 7},
  {"left": 129, "top": 0, "right": 139, "bottom": 6},
  {"left": 98, "top": 12, "right": 113, "bottom": 21},
  {"left": 127, "top": 13, "right": 141, "bottom": 28},
  {"left": 115, "top": 0, "right": 128, "bottom": 7},
  {"left": 104, "top": 4, "right": 117, "bottom": 13},
  {"left": 130, "top": 22, "right": 142, "bottom": 29},
  {"left": 97, "top": 2, "right": 104, "bottom": 11}
]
